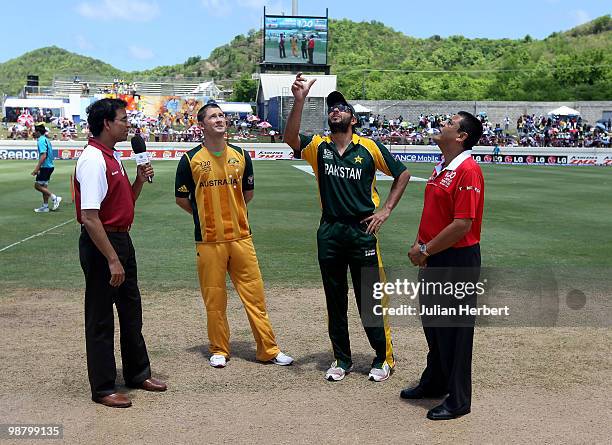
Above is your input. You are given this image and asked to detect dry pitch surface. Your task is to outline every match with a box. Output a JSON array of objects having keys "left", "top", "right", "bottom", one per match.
[{"left": 1, "top": 286, "right": 610, "bottom": 444}]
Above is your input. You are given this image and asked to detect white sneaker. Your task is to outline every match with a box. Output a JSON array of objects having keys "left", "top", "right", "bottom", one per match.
[
  {"left": 51, "top": 196, "right": 62, "bottom": 211},
  {"left": 368, "top": 361, "right": 392, "bottom": 382},
  {"left": 34, "top": 206, "right": 49, "bottom": 213},
  {"left": 325, "top": 361, "right": 353, "bottom": 381},
  {"left": 209, "top": 354, "right": 227, "bottom": 368},
  {"left": 271, "top": 351, "right": 294, "bottom": 366}
]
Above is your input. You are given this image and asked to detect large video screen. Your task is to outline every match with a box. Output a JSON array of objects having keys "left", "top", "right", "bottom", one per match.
[{"left": 263, "top": 15, "right": 328, "bottom": 65}]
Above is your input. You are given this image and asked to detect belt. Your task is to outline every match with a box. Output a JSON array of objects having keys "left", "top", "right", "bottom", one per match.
[{"left": 103, "top": 225, "right": 130, "bottom": 232}]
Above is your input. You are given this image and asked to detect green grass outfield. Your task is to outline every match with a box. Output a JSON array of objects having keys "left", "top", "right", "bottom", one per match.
[{"left": 0, "top": 160, "right": 610, "bottom": 291}]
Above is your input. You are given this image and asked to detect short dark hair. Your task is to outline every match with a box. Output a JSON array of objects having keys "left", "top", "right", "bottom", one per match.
[
  {"left": 197, "top": 100, "right": 223, "bottom": 122},
  {"left": 457, "top": 111, "right": 484, "bottom": 150},
  {"left": 86, "top": 98, "right": 127, "bottom": 136}
]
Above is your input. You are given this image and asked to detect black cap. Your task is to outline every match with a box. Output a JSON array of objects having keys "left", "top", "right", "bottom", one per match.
[
  {"left": 34, "top": 124, "right": 46, "bottom": 134},
  {"left": 326, "top": 91, "right": 355, "bottom": 115}
]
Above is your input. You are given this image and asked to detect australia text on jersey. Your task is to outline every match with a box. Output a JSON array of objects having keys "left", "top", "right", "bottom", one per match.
[{"left": 199, "top": 178, "right": 239, "bottom": 187}]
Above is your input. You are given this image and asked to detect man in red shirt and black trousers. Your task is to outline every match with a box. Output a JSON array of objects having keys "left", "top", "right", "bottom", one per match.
[
  {"left": 75, "top": 98, "right": 167, "bottom": 408},
  {"left": 402, "top": 111, "right": 484, "bottom": 420}
]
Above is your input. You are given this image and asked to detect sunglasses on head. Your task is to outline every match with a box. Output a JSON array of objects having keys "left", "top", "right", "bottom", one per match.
[{"left": 327, "top": 104, "right": 352, "bottom": 114}]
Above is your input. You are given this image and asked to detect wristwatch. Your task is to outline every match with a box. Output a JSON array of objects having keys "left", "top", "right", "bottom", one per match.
[{"left": 419, "top": 243, "right": 430, "bottom": 257}]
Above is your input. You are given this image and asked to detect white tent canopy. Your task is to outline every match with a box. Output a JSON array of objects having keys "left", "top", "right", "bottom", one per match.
[
  {"left": 3, "top": 98, "right": 66, "bottom": 110},
  {"left": 352, "top": 103, "right": 371, "bottom": 113},
  {"left": 548, "top": 106, "right": 580, "bottom": 116},
  {"left": 218, "top": 102, "right": 253, "bottom": 114}
]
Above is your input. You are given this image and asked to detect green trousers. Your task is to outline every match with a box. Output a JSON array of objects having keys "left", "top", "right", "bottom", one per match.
[{"left": 317, "top": 219, "right": 394, "bottom": 369}]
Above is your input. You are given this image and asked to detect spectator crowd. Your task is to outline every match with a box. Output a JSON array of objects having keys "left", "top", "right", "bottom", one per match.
[
  {"left": 2, "top": 103, "right": 610, "bottom": 148},
  {"left": 515, "top": 114, "right": 610, "bottom": 148},
  {"left": 354, "top": 112, "right": 610, "bottom": 148}
]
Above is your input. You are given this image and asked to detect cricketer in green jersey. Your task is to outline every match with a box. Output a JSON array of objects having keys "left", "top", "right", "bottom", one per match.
[{"left": 284, "top": 73, "right": 411, "bottom": 382}]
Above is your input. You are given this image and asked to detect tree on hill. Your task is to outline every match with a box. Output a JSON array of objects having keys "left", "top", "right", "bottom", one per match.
[
  {"left": 1, "top": 16, "right": 609, "bottom": 101},
  {"left": 231, "top": 73, "right": 257, "bottom": 102},
  {"left": 0, "top": 46, "right": 123, "bottom": 96}
]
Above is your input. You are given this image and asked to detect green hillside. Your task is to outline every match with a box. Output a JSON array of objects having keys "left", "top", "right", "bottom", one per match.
[
  {"left": 0, "top": 16, "right": 610, "bottom": 101},
  {"left": 330, "top": 15, "right": 611, "bottom": 100},
  {"left": 0, "top": 46, "right": 124, "bottom": 96}
]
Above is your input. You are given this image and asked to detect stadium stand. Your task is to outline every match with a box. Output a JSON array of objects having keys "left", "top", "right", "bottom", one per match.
[{"left": 51, "top": 76, "right": 222, "bottom": 97}]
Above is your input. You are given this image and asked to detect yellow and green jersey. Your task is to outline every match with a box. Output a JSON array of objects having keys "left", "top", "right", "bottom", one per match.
[
  {"left": 298, "top": 134, "right": 406, "bottom": 219},
  {"left": 175, "top": 143, "right": 254, "bottom": 243}
]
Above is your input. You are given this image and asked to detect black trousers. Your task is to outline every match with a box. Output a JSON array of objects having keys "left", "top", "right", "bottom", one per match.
[
  {"left": 418, "top": 244, "right": 481, "bottom": 412},
  {"left": 79, "top": 229, "right": 151, "bottom": 398},
  {"left": 317, "top": 219, "right": 393, "bottom": 369}
]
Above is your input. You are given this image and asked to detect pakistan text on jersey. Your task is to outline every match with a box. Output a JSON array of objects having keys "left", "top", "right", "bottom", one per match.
[
  {"left": 324, "top": 163, "right": 362, "bottom": 180},
  {"left": 199, "top": 178, "right": 239, "bottom": 187}
]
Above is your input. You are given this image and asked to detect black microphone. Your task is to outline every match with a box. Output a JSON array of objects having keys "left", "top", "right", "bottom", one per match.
[{"left": 131, "top": 135, "right": 153, "bottom": 183}]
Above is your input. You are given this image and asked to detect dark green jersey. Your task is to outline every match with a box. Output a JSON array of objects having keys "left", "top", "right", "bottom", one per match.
[{"left": 297, "top": 134, "right": 406, "bottom": 219}]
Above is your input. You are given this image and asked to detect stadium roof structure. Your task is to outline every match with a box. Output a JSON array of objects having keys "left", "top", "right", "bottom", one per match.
[
  {"left": 190, "top": 80, "right": 222, "bottom": 96},
  {"left": 257, "top": 74, "right": 337, "bottom": 101}
]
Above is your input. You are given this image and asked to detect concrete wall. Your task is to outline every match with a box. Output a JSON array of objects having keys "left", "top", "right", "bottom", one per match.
[
  {"left": 266, "top": 98, "right": 612, "bottom": 133},
  {"left": 356, "top": 100, "right": 612, "bottom": 126},
  {"left": 279, "top": 96, "right": 327, "bottom": 135}
]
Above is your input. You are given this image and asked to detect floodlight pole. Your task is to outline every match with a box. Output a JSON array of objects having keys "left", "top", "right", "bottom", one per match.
[{"left": 292, "top": 0, "right": 298, "bottom": 15}]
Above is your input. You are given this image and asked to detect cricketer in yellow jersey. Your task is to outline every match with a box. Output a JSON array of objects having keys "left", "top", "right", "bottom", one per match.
[{"left": 175, "top": 101, "right": 293, "bottom": 368}]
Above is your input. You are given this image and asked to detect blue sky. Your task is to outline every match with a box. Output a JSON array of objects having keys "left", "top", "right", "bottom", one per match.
[{"left": 0, "top": 0, "right": 609, "bottom": 71}]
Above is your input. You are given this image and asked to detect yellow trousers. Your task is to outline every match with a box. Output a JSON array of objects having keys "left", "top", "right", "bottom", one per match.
[{"left": 195, "top": 237, "right": 280, "bottom": 361}]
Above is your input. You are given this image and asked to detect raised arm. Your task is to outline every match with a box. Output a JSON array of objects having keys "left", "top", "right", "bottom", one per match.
[{"left": 283, "top": 72, "right": 316, "bottom": 155}]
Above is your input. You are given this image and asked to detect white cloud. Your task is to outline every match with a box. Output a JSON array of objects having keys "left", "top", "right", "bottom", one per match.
[
  {"left": 200, "top": 0, "right": 229, "bottom": 17},
  {"left": 201, "top": 0, "right": 283, "bottom": 17},
  {"left": 129, "top": 45, "right": 155, "bottom": 60},
  {"left": 75, "top": 34, "right": 94, "bottom": 50},
  {"left": 77, "top": 0, "right": 159, "bottom": 22},
  {"left": 571, "top": 9, "right": 591, "bottom": 26}
]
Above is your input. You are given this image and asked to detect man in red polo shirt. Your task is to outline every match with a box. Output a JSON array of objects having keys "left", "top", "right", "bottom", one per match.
[
  {"left": 401, "top": 111, "right": 484, "bottom": 421},
  {"left": 75, "top": 98, "right": 166, "bottom": 408}
]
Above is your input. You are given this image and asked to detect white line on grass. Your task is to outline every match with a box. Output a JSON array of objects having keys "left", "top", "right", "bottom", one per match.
[{"left": 0, "top": 218, "right": 75, "bottom": 253}]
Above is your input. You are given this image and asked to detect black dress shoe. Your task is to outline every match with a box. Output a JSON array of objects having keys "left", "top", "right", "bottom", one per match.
[
  {"left": 426, "top": 404, "right": 470, "bottom": 420},
  {"left": 400, "top": 385, "right": 447, "bottom": 399}
]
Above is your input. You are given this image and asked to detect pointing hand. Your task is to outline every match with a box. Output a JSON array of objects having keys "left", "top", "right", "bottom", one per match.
[{"left": 291, "top": 72, "right": 316, "bottom": 101}]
